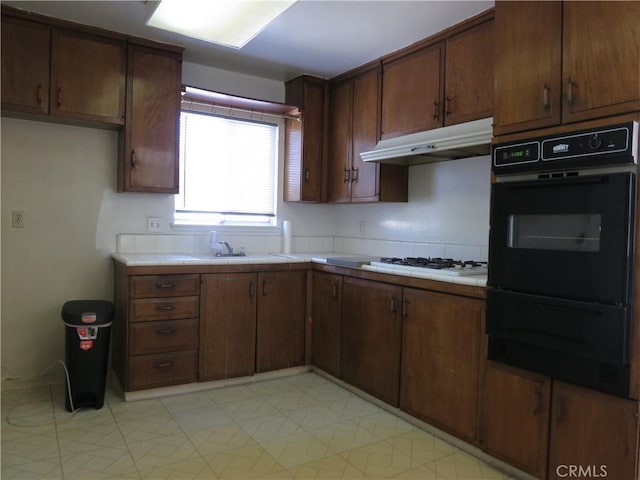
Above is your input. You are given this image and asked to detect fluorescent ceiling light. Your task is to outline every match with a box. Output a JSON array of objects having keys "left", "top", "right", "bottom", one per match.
[{"left": 147, "top": 0, "right": 297, "bottom": 49}]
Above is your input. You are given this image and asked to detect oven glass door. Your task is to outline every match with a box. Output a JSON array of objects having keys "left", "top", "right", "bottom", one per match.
[{"left": 488, "top": 172, "right": 635, "bottom": 304}]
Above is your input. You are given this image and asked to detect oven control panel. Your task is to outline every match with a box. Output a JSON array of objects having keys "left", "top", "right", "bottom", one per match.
[{"left": 493, "top": 121, "right": 638, "bottom": 174}]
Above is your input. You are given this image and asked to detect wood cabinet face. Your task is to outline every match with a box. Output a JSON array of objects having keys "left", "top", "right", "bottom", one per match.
[
  {"left": 129, "top": 350, "right": 197, "bottom": 390},
  {"left": 351, "top": 70, "right": 381, "bottom": 201},
  {"left": 494, "top": 1, "right": 640, "bottom": 135},
  {"left": 561, "top": 1, "right": 640, "bottom": 124},
  {"left": 256, "top": 270, "right": 306, "bottom": 372},
  {"left": 327, "top": 80, "right": 353, "bottom": 203},
  {"left": 328, "top": 70, "right": 407, "bottom": 204},
  {"left": 51, "top": 29, "right": 126, "bottom": 124},
  {"left": 1, "top": 16, "right": 50, "bottom": 115},
  {"left": 444, "top": 20, "right": 494, "bottom": 126},
  {"left": 130, "top": 318, "right": 198, "bottom": 356},
  {"left": 311, "top": 272, "right": 342, "bottom": 376},
  {"left": 284, "top": 76, "right": 325, "bottom": 202},
  {"left": 493, "top": 1, "right": 562, "bottom": 135},
  {"left": 341, "top": 277, "right": 402, "bottom": 405},
  {"left": 400, "top": 289, "right": 483, "bottom": 443},
  {"left": 122, "top": 46, "right": 181, "bottom": 193},
  {"left": 548, "top": 381, "right": 639, "bottom": 480},
  {"left": 200, "top": 273, "right": 257, "bottom": 381},
  {"left": 480, "top": 363, "right": 550, "bottom": 478},
  {"left": 381, "top": 44, "right": 444, "bottom": 139}
]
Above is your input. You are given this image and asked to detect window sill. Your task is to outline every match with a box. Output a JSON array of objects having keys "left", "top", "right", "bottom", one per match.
[{"left": 171, "top": 222, "right": 282, "bottom": 235}]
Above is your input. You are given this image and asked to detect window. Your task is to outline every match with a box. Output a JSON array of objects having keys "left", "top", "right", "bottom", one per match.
[{"left": 174, "top": 109, "right": 279, "bottom": 226}]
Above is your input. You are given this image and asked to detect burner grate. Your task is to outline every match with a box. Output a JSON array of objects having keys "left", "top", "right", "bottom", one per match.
[{"left": 379, "top": 257, "right": 487, "bottom": 270}]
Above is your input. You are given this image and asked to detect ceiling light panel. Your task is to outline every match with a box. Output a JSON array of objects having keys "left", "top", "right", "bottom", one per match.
[{"left": 147, "top": 0, "right": 297, "bottom": 49}]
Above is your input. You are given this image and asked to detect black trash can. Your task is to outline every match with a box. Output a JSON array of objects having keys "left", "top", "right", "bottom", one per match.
[{"left": 62, "top": 300, "right": 114, "bottom": 412}]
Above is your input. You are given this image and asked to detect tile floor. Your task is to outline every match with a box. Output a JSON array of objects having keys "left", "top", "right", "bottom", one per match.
[{"left": 2, "top": 372, "right": 520, "bottom": 479}]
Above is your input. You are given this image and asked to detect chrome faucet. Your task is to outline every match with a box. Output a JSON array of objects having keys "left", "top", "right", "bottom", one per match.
[{"left": 218, "top": 241, "right": 233, "bottom": 256}]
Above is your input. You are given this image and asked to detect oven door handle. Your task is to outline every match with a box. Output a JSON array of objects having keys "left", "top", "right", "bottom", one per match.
[{"left": 505, "top": 174, "right": 609, "bottom": 190}]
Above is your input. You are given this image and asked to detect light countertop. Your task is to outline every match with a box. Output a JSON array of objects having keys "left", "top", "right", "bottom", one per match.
[{"left": 111, "top": 252, "right": 487, "bottom": 287}]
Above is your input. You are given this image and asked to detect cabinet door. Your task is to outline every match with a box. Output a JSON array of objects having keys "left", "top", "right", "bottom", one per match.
[
  {"left": 562, "top": 1, "right": 640, "bottom": 124},
  {"left": 256, "top": 271, "right": 306, "bottom": 372},
  {"left": 351, "top": 69, "right": 381, "bottom": 202},
  {"left": 381, "top": 44, "right": 444, "bottom": 139},
  {"left": 341, "top": 277, "right": 402, "bottom": 405},
  {"left": 122, "top": 46, "right": 181, "bottom": 193},
  {"left": 284, "top": 76, "right": 325, "bottom": 202},
  {"left": 327, "top": 80, "right": 353, "bottom": 203},
  {"left": 548, "top": 381, "right": 639, "bottom": 480},
  {"left": 200, "top": 273, "right": 257, "bottom": 381},
  {"left": 1, "top": 16, "right": 50, "bottom": 115},
  {"left": 444, "top": 20, "right": 494, "bottom": 126},
  {"left": 311, "top": 272, "right": 342, "bottom": 376},
  {"left": 493, "top": 1, "right": 562, "bottom": 136},
  {"left": 480, "top": 362, "right": 550, "bottom": 479},
  {"left": 400, "top": 289, "right": 483, "bottom": 443},
  {"left": 50, "top": 29, "right": 126, "bottom": 124}
]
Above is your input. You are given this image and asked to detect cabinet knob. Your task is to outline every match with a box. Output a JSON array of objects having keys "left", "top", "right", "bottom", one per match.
[
  {"left": 157, "top": 305, "right": 175, "bottom": 311},
  {"left": 155, "top": 361, "right": 172, "bottom": 368},
  {"left": 567, "top": 77, "right": 576, "bottom": 105},
  {"left": 304, "top": 169, "right": 310, "bottom": 182},
  {"left": 445, "top": 96, "right": 453, "bottom": 115},
  {"left": 156, "top": 283, "right": 175, "bottom": 289},
  {"left": 344, "top": 168, "right": 351, "bottom": 183},
  {"left": 156, "top": 328, "right": 175, "bottom": 335},
  {"left": 432, "top": 99, "right": 440, "bottom": 120},
  {"left": 351, "top": 168, "right": 359, "bottom": 183},
  {"left": 533, "top": 387, "right": 542, "bottom": 415},
  {"left": 131, "top": 149, "right": 137, "bottom": 168},
  {"left": 56, "top": 87, "right": 62, "bottom": 107},
  {"left": 37, "top": 84, "right": 43, "bottom": 105},
  {"left": 543, "top": 83, "right": 551, "bottom": 111}
]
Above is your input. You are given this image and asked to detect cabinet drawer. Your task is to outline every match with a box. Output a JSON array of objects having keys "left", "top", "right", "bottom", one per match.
[
  {"left": 130, "top": 274, "right": 199, "bottom": 298},
  {"left": 129, "top": 350, "right": 197, "bottom": 391},
  {"left": 130, "top": 296, "right": 199, "bottom": 322},
  {"left": 129, "top": 318, "right": 198, "bottom": 355}
]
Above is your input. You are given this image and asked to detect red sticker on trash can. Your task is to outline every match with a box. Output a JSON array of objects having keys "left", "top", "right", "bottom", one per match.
[
  {"left": 81, "top": 312, "right": 97, "bottom": 324},
  {"left": 79, "top": 340, "right": 93, "bottom": 351}
]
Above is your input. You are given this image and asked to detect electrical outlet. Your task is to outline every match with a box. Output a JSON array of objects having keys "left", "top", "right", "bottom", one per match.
[
  {"left": 359, "top": 220, "right": 365, "bottom": 235},
  {"left": 11, "top": 210, "right": 25, "bottom": 228},
  {"left": 147, "top": 217, "right": 163, "bottom": 232}
]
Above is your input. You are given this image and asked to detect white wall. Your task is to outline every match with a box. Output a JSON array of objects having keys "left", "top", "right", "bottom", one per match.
[{"left": 1, "top": 61, "right": 490, "bottom": 381}]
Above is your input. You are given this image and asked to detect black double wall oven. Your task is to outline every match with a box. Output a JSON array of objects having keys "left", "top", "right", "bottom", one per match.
[{"left": 487, "top": 122, "right": 638, "bottom": 397}]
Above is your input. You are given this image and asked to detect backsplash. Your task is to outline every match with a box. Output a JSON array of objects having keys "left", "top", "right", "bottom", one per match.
[{"left": 116, "top": 232, "right": 488, "bottom": 261}]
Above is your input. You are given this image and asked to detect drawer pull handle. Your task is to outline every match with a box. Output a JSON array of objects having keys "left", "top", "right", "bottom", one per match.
[
  {"left": 155, "top": 362, "right": 172, "bottom": 368},
  {"left": 157, "top": 305, "right": 175, "bottom": 311},
  {"left": 157, "top": 283, "right": 175, "bottom": 288},
  {"left": 156, "top": 328, "right": 175, "bottom": 335}
]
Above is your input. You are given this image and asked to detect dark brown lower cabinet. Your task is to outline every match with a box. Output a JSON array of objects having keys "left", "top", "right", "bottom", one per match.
[
  {"left": 311, "top": 271, "right": 342, "bottom": 376},
  {"left": 256, "top": 270, "right": 306, "bottom": 372},
  {"left": 480, "top": 362, "right": 551, "bottom": 479},
  {"left": 547, "top": 381, "right": 639, "bottom": 480},
  {"left": 341, "top": 277, "right": 402, "bottom": 406},
  {"left": 199, "top": 273, "right": 257, "bottom": 381},
  {"left": 400, "top": 289, "right": 484, "bottom": 443}
]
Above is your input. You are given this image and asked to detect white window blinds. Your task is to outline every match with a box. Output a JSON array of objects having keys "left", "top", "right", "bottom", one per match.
[{"left": 175, "top": 110, "right": 278, "bottom": 223}]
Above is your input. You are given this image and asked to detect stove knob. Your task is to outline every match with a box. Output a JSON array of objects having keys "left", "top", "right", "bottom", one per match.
[{"left": 589, "top": 134, "right": 603, "bottom": 150}]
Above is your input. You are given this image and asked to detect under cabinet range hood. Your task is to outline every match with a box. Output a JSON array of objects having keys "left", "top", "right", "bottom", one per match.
[{"left": 360, "top": 117, "right": 493, "bottom": 166}]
